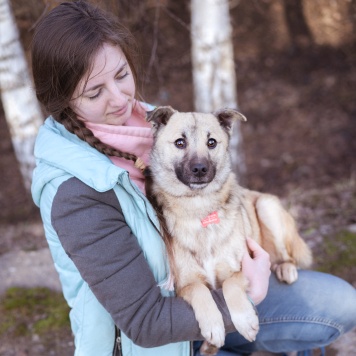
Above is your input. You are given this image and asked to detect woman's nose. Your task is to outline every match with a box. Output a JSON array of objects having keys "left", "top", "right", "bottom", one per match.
[{"left": 108, "top": 84, "right": 126, "bottom": 106}]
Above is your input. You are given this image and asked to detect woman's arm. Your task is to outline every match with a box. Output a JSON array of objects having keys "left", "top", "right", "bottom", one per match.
[{"left": 51, "top": 177, "right": 235, "bottom": 347}]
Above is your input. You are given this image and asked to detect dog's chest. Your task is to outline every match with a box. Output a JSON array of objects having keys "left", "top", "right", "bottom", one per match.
[
  {"left": 169, "top": 205, "right": 247, "bottom": 246},
  {"left": 169, "top": 208, "right": 247, "bottom": 287}
]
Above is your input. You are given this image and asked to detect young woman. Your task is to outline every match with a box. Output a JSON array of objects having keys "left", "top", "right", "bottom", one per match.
[{"left": 31, "top": 1, "right": 356, "bottom": 355}]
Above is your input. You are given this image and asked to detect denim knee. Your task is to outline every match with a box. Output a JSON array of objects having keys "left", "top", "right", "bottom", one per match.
[{"left": 254, "top": 271, "right": 356, "bottom": 352}]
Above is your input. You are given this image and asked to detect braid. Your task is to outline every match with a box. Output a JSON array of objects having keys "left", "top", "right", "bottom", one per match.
[{"left": 59, "top": 109, "right": 138, "bottom": 163}]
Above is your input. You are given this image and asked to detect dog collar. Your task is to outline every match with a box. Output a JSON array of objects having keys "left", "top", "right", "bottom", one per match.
[{"left": 201, "top": 211, "right": 220, "bottom": 227}]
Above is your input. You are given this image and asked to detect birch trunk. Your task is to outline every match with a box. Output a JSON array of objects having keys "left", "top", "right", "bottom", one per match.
[
  {"left": 190, "top": 0, "right": 246, "bottom": 180},
  {"left": 0, "top": 0, "right": 43, "bottom": 190}
]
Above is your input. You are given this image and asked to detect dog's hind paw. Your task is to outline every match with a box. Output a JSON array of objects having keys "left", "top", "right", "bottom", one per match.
[
  {"left": 199, "top": 340, "right": 219, "bottom": 356},
  {"left": 274, "top": 262, "right": 298, "bottom": 284}
]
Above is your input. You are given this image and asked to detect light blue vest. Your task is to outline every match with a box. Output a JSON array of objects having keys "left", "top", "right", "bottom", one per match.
[{"left": 32, "top": 118, "right": 191, "bottom": 356}]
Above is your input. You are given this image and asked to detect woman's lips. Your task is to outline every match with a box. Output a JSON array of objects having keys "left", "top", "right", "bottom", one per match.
[{"left": 111, "top": 103, "right": 128, "bottom": 116}]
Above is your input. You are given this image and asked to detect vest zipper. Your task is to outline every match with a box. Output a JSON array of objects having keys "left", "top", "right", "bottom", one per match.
[{"left": 113, "top": 328, "right": 123, "bottom": 356}]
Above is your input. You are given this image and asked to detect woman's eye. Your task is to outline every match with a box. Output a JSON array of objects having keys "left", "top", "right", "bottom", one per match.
[
  {"left": 207, "top": 138, "right": 217, "bottom": 149},
  {"left": 174, "top": 138, "right": 186, "bottom": 149},
  {"left": 116, "top": 71, "right": 129, "bottom": 80},
  {"left": 88, "top": 91, "right": 101, "bottom": 100}
]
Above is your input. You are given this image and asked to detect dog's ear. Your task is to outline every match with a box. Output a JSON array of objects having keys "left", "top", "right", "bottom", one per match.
[
  {"left": 213, "top": 108, "right": 247, "bottom": 133},
  {"left": 146, "top": 106, "right": 176, "bottom": 128}
]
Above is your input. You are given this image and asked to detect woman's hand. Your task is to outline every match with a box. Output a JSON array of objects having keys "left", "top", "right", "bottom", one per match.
[{"left": 242, "top": 238, "right": 271, "bottom": 305}]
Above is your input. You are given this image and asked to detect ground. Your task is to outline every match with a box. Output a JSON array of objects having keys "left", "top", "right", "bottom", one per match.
[{"left": 0, "top": 1, "right": 355, "bottom": 355}]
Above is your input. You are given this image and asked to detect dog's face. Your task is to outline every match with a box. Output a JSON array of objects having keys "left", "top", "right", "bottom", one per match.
[{"left": 147, "top": 106, "right": 246, "bottom": 196}]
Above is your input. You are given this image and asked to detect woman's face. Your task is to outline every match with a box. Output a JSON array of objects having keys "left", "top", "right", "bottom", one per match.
[{"left": 70, "top": 43, "right": 136, "bottom": 125}]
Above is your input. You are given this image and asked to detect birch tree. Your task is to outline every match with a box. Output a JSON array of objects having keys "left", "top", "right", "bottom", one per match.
[
  {"left": 190, "top": 0, "right": 246, "bottom": 180},
  {"left": 0, "top": 0, "right": 43, "bottom": 190}
]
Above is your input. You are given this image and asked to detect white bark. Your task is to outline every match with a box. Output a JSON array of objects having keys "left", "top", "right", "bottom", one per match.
[
  {"left": 190, "top": 0, "right": 246, "bottom": 179},
  {"left": 0, "top": 0, "right": 43, "bottom": 191}
]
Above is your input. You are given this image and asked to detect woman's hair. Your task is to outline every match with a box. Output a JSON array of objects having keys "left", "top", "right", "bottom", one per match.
[{"left": 31, "top": 0, "right": 141, "bottom": 163}]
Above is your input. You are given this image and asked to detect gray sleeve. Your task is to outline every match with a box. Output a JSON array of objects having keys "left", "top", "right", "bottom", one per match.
[{"left": 51, "top": 177, "right": 235, "bottom": 347}]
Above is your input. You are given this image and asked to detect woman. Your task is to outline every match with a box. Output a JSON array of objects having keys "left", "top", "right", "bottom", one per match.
[{"left": 31, "top": 1, "right": 356, "bottom": 355}]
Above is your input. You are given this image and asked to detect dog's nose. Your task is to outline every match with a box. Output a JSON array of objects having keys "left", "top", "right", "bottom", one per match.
[{"left": 191, "top": 163, "right": 208, "bottom": 177}]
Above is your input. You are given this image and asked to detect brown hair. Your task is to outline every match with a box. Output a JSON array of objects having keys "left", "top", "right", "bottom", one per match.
[{"left": 31, "top": 0, "right": 141, "bottom": 164}]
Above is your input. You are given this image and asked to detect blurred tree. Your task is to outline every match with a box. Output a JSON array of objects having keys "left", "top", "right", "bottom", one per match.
[
  {"left": 283, "top": 0, "right": 313, "bottom": 52},
  {"left": 303, "top": 0, "right": 354, "bottom": 47},
  {"left": 0, "top": 0, "right": 43, "bottom": 191},
  {"left": 190, "top": 0, "right": 245, "bottom": 180},
  {"left": 351, "top": 0, "right": 356, "bottom": 47}
]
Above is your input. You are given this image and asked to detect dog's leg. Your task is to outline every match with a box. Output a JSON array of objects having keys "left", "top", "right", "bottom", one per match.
[
  {"left": 179, "top": 283, "right": 225, "bottom": 349},
  {"left": 222, "top": 272, "right": 259, "bottom": 342},
  {"left": 255, "top": 194, "right": 301, "bottom": 284}
]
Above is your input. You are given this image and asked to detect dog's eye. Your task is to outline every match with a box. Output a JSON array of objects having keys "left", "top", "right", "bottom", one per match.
[
  {"left": 175, "top": 138, "right": 186, "bottom": 149},
  {"left": 207, "top": 138, "right": 217, "bottom": 149}
]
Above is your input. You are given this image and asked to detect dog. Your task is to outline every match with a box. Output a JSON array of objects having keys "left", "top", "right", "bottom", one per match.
[{"left": 144, "top": 106, "right": 313, "bottom": 355}]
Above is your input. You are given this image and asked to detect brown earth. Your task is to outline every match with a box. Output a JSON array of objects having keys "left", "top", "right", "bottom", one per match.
[{"left": 0, "top": 1, "right": 355, "bottom": 355}]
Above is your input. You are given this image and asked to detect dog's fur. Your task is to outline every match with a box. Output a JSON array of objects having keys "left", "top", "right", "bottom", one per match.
[{"left": 144, "top": 106, "right": 312, "bottom": 355}]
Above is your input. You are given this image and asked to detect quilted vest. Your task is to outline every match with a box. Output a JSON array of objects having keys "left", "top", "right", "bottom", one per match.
[{"left": 31, "top": 118, "right": 191, "bottom": 356}]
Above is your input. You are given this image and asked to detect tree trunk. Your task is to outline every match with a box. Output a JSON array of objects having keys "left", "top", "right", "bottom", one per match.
[
  {"left": 0, "top": 0, "right": 43, "bottom": 191},
  {"left": 190, "top": 0, "right": 246, "bottom": 180},
  {"left": 284, "top": 0, "right": 313, "bottom": 52}
]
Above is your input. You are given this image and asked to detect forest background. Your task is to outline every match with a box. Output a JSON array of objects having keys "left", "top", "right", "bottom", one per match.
[{"left": 0, "top": 0, "right": 355, "bottom": 355}]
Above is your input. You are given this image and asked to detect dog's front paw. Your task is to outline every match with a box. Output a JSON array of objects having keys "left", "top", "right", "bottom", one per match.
[
  {"left": 273, "top": 262, "right": 298, "bottom": 284},
  {"left": 199, "top": 313, "right": 225, "bottom": 349},
  {"left": 231, "top": 306, "right": 259, "bottom": 342}
]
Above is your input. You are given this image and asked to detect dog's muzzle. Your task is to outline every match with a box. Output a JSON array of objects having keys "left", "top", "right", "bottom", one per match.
[{"left": 175, "top": 157, "right": 216, "bottom": 189}]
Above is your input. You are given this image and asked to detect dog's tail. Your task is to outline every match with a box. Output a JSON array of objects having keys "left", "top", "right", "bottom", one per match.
[{"left": 254, "top": 193, "right": 313, "bottom": 269}]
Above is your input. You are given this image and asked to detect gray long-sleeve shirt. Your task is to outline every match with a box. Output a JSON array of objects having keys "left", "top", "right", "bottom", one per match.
[{"left": 51, "top": 177, "right": 236, "bottom": 348}]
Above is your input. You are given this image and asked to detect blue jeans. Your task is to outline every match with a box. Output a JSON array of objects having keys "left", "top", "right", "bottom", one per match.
[{"left": 193, "top": 270, "right": 356, "bottom": 355}]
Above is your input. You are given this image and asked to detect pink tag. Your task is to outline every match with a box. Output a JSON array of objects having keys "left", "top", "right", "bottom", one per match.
[{"left": 201, "top": 211, "right": 220, "bottom": 227}]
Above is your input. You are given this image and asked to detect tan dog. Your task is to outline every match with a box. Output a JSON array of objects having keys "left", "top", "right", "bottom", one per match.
[{"left": 145, "top": 106, "right": 312, "bottom": 355}]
